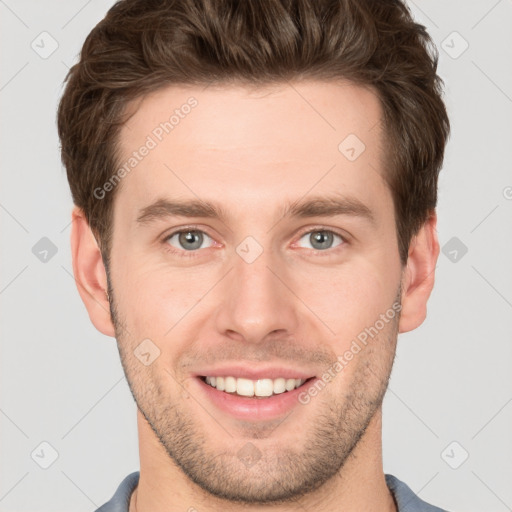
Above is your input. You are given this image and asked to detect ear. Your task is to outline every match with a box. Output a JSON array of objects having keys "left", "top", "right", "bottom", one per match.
[
  {"left": 70, "top": 206, "right": 116, "bottom": 337},
  {"left": 398, "top": 211, "right": 440, "bottom": 334}
]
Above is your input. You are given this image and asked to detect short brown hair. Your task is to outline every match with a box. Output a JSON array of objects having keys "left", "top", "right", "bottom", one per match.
[{"left": 58, "top": 0, "right": 450, "bottom": 268}]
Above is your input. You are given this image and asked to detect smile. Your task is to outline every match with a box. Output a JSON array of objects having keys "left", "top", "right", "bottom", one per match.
[{"left": 200, "top": 376, "right": 312, "bottom": 398}]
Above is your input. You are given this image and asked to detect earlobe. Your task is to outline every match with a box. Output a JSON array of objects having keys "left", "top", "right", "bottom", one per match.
[
  {"left": 398, "top": 211, "right": 440, "bottom": 334},
  {"left": 70, "top": 206, "right": 116, "bottom": 338}
]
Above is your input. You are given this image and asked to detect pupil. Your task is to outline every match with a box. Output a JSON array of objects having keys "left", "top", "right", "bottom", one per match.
[
  {"left": 312, "top": 231, "right": 332, "bottom": 250},
  {"left": 180, "top": 231, "right": 202, "bottom": 250}
]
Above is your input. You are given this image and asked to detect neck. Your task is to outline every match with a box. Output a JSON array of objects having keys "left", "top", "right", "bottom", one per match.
[{"left": 130, "top": 408, "right": 396, "bottom": 512}]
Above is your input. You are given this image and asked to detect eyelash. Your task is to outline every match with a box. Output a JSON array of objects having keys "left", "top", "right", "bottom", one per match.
[{"left": 161, "top": 225, "right": 348, "bottom": 259}]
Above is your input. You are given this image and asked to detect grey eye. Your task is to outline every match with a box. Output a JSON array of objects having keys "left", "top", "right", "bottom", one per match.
[
  {"left": 167, "top": 230, "right": 212, "bottom": 251},
  {"left": 298, "top": 230, "right": 344, "bottom": 251}
]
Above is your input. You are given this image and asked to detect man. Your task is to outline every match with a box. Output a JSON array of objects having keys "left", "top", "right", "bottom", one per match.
[{"left": 58, "top": 0, "right": 450, "bottom": 510}]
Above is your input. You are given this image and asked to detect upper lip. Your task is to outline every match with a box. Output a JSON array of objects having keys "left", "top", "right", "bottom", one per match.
[{"left": 195, "top": 364, "right": 317, "bottom": 380}]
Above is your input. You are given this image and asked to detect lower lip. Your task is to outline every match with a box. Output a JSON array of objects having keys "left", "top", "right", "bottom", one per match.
[{"left": 195, "top": 377, "right": 318, "bottom": 421}]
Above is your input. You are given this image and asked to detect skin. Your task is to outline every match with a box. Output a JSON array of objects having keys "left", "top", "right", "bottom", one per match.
[{"left": 71, "top": 80, "right": 439, "bottom": 512}]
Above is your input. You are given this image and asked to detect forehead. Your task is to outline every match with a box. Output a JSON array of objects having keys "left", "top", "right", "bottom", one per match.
[{"left": 115, "top": 80, "right": 388, "bottom": 221}]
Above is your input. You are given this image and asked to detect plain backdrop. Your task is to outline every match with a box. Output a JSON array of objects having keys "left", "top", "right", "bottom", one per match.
[{"left": 1, "top": 1, "right": 511, "bottom": 511}]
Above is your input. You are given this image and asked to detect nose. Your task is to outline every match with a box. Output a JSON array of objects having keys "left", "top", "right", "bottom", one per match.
[{"left": 213, "top": 244, "right": 300, "bottom": 344}]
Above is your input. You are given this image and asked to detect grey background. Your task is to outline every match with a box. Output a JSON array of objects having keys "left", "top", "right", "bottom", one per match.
[{"left": 1, "top": 1, "right": 511, "bottom": 510}]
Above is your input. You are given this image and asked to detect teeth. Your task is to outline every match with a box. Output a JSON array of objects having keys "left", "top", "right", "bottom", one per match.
[
  {"left": 237, "top": 378, "right": 255, "bottom": 397},
  {"left": 225, "top": 376, "right": 237, "bottom": 393},
  {"left": 285, "top": 378, "right": 297, "bottom": 391},
  {"left": 204, "top": 376, "right": 307, "bottom": 397}
]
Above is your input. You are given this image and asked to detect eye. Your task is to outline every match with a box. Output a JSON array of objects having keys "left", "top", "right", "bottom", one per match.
[
  {"left": 296, "top": 229, "right": 345, "bottom": 251},
  {"left": 164, "top": 229, "right": 214, "bottom": 253},
  {"left": 162, "top": 226, "right": 346, "bottom": 258}
]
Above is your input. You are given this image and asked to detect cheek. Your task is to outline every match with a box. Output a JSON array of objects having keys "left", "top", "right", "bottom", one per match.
[
  {"left": 115, "top": 261, "right": 216, "bottom": 338},
  {"left": 291, "top": 254, "right": 401, "bottom": 345}
]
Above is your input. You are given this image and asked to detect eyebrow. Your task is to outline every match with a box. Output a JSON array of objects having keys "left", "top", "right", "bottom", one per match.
[{"left": 135, "top": 195, "right": 375, "bottom": 227}]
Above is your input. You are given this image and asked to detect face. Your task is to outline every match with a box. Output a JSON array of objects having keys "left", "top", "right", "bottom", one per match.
[{"left": 107, "top": 81, "right": 404, "bottom": 503}]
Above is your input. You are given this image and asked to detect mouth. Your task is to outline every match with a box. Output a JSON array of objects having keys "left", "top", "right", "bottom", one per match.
[
  {"left": 198, "top": 375, "right": 315, "bottom": 399},
  {"left": 192, "top": 365, "right": 320, "bottom": 420}
]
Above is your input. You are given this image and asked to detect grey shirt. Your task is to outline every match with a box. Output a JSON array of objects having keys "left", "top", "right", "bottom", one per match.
[{"left": 95, "top": 472, "right": 450, "bottom": 511}]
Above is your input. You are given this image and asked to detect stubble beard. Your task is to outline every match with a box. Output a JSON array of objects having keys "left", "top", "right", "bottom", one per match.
[{"left": 107, "top": 274, "right": 399, "bottom": 505}]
